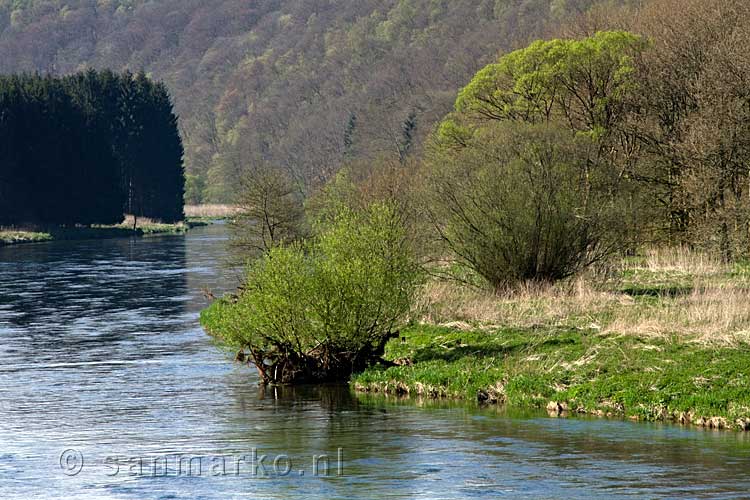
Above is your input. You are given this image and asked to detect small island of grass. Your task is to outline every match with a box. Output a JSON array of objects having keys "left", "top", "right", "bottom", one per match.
[
  {"left": 0, "top": 217, "right": 193, "bottom": 248},
  {"left": 0, "top": 230, "right": 53, "bottom": 246}
]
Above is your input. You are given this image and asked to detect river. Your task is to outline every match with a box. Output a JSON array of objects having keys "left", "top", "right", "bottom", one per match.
[{"left": 1, "top": 224, "right": 749, "bottom": 499}]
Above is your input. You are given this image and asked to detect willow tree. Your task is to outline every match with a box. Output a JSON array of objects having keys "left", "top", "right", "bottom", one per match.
[
  {"left": 202, "top": 201, "right": 422, "bottom": 384},
  {"left": 443, "top": 30, "right": 647, "bottom": 140},
  {"left": 426, "top": 31, "right": 647, "bottom": 288}
]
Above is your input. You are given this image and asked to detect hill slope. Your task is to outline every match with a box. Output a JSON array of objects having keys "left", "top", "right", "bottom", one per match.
[{"left": 0, "top": 0, "right": 617, "bottom": 201}]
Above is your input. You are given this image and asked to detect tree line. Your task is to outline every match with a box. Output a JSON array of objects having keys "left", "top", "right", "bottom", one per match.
[
  {"left": 0, "top": 70, "right": 184, "bottom": 227},
  {"left": 230, "top": 0, "right": 750, "bottom": 290},
  {"left": 422, "top": 0, "right": 750, "bottom": 281}
]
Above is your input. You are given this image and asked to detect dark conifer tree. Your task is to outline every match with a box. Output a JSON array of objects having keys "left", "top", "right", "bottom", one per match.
[
  {"left": 63, "top": 69, "right": 125, "bottom": 225},
  {"left": 145, "top": 80, "right": 185, "bottom": 223},
  {"left": 0, "top": 70, "right": 184, "bottom": 228}
]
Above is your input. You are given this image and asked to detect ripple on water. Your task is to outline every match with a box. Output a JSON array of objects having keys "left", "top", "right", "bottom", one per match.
[{"left": 2, "top": 226, "right": 750, "bottom": 499}]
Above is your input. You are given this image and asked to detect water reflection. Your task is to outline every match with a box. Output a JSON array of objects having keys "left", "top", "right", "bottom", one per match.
[{"left": 0, "top": 226, "right": 749, "bottom": 499}]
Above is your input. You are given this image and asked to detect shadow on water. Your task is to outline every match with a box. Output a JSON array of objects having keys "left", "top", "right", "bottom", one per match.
[
  {"left": 214, "top": 382, "right": 426, "bottom": 499},
  {"left": 214, "top": 378, "right": 750, "bottom": 499}
]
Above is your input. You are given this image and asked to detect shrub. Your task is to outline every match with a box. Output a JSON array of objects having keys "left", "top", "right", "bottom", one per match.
[
  {"left": 425, "top": 121, "right": 630, "bottom": 289},
  {"left": 201, "top": 201, "right": 422, "bottom": 384}
]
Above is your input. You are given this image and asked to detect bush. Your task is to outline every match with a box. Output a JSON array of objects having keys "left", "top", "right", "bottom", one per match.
[
  {"left": 201, "top": 201, "right": 422, "bottom": 384},
  {"left": 425, "top": 122, "right": 630, "bottom": 289}
]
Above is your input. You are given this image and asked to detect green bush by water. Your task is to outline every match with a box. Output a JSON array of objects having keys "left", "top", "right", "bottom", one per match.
[{"left": 201, "top": 201, "right": 423, "bottom": 384}]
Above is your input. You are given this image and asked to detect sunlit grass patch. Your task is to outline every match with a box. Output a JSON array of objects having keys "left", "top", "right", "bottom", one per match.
[
  {"left": 354, "top": 247, "right": 750, "bottom": 429},
  {"left": 416, "top": 247, "right": 750, "bottom": 346},
  {"left": 353, "top": 324, "right": 750, "bottom": 428},
  {"left": 0, "top": 230, "right": 52, "bottom": 245}
]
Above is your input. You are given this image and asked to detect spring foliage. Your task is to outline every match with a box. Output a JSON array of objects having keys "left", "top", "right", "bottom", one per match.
[
  {"left": 427, "top": 121, "right": 628, "bottom": 288},
  {"left": 0, "top": 0, "right": 621, "bottom": 202},
  {"left": 442, "top": 30, "right": 647, "bottom": 146},
  {"left": 201, "top": 201, "right": 422, "bottom": 384},
  {"left": 427, "top": 32, "right": 643, "bottom": 287}
]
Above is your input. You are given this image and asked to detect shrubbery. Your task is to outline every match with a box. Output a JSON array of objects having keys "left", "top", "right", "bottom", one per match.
[
  {"left": 426, "top": 122, "right": 629, "bottom": 289},
  {"left": 201, "top": 201, "right": 422, "bottom": 384},
  {"left": 203, "top": 19, "right": 750, "bottom": 384},
  {"left": 423, "top": 30, "right": 645, "bottom": 288}
]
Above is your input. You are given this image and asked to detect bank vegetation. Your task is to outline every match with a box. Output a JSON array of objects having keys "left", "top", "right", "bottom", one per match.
[{"left": 202, "top": 0, "right": 750, "bottom": 428}]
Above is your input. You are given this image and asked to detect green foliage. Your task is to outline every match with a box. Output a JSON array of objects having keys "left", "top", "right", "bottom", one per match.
[
  {"left": 427, "top": 120, "right": 629, "bottom": 288},
  {"left": 452, "top": 31, "right": 647, "bottom": 136},
  {"left": 304, "top": 169, "right": 362, "bottom": 225},
  {"left": 428, "top": 31, "right": 646, "bottom": 287},
  {"left": 201, "top": 201, "right": 423, "bottom": 383},
  {"left": 184, "top": 174, "right": 206, "bottom": 205},
  {"left": 455, "top": 38, "right": 564, "bottom": 122}
]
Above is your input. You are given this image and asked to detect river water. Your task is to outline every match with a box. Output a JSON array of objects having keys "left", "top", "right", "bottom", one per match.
[{"left": 1, "top": 224, "right": 750, "bottom": 499}]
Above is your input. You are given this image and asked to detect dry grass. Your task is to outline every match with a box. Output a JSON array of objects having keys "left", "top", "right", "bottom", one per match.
[
  {"left": 605, "top": 284, "right": 750, "bottom": 345},
  {"left": 121, "top": 215, "right": 162, "bottom": 226},
  {"left": 418, "top": 247, "right": 750, "bottom": 346},
  {"left": 416, "top": 278, "right": 626, "bottom": 330},
  {"left": 117, "top": 215, "right": 186, "bottom": 230},
  {"left": 184, "top": 204, "right": 240, "bottom": 218},
  {"left": 641, "top": 246, "right": 728, "bottom": 275}
]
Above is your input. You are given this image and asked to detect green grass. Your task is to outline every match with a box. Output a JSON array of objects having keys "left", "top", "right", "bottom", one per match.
[
  {"left": 111, "top": 221, "right": 189, "bottom": 235},
  {"left": 0, "top": 221, "right": 190, "bottom": 246},
  {"left": 203, "top": 244, "right": 750, "bottom": 430},
  {"left": 353, "top": 324, "right": 750, "bottom": 430},
  {"left": 0, "top": 230, "right": 53, "bottom": 245}
]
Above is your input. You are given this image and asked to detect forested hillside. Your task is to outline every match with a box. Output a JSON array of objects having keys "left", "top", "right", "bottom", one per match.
[{"left": 0, "top": 0, "right": 620, "bottom": 202}]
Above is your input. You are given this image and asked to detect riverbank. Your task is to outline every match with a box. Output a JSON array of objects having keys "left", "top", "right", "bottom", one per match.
[
  {"left": 0, "top": 218, "right": 192, "bottom": 247},
  {"left": 353, "top": 249, "right": 750, "bottom": 431},
  {"left": 0, "top": 231, "right": 53, "bottom": 245}
]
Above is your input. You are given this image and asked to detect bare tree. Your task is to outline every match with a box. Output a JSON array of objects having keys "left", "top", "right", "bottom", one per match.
[{"left": 228, "top": 167, "right": 306, "bottom": 264}]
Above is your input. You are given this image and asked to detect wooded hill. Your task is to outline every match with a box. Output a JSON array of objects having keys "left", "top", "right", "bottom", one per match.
[{"left": 0, "top": 0, "right": 623, "bottom": 202}]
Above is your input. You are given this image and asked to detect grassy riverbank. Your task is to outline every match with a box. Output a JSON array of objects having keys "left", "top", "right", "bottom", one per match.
[
  {"left": 0, "top": 217, "right": 191, "bottom": 247},
  {"left": 353, "top": 249, "right": 750, "bottom": 431},
  {"left": 0, "top": 231, "right": 53, "bottom": 245}
]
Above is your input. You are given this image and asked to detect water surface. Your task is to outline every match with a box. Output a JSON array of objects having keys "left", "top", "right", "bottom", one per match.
[{"left": 1, "top": 225, "right": 749, "bottom": 499}]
